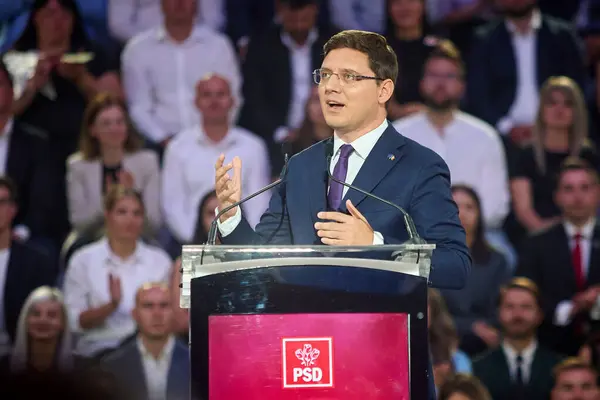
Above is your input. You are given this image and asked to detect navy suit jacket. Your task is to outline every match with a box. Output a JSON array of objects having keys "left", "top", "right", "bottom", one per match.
[
  {"left": 222, "top": 123, "right": 471, "bottom": 291},
  {"left": 102, "top": 338, "right": 190, "bottom": 400}
]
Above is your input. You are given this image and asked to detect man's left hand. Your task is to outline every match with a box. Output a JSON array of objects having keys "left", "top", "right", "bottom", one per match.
[{"left": 315, "top": 200, "right": 373, "bottom": 245}]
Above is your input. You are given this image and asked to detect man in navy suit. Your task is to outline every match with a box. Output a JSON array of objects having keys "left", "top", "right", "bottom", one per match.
[{"left": 214, "top": 30, "right": 471, "bottom": 397}]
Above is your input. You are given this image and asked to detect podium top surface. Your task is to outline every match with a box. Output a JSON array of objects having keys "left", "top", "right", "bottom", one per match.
[{"left": 183, "top": 243, "right": 436, "bottom": 256}]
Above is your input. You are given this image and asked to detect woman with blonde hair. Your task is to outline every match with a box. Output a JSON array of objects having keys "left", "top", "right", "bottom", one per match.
[
  {"left": 1, "top": 286, "right": 75, "bottom": 374},
  {"left": 63, "top": 185, "right": 172, "bottom": 357},
  {"left": 66, "top": 92, "right": 161, "bottom": 238},
  {"left": 509, "top": 76, "right": 599, "bottom": 244}
]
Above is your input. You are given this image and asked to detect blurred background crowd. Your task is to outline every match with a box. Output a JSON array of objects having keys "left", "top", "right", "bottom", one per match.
[{"left": 1, "top": 0, "right": 600, "bottom": 398}]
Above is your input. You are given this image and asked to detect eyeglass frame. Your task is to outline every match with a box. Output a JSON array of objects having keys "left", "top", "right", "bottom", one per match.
[{"left": 312, "top": 68, "right": 384, "bottom": 85}]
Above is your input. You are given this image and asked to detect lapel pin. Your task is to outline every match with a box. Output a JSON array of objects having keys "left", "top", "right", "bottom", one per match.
[{"left": 387, "top": 154, "right": 395, "bottom": 161}]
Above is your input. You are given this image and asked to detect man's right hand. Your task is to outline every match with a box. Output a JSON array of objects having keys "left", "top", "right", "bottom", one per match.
[{"left": 215, "top": 154, "right": 242, "bottom": 222}]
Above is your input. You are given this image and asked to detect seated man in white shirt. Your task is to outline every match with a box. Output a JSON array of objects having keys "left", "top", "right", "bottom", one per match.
[
  {"left": 121, "top": 0, "right": 241, "bottom": 148},
  {"left": 392, "top": 40, "right": 513, "bottom": 265},
  {"left": 162, "top": 74, "right": 270, "bottom": 244},
  {"left": 101, "top": 283, "right": 190, "bottom": 400},
  {"left": 63, "top": 186, "right": 172, "bottom": 357}
]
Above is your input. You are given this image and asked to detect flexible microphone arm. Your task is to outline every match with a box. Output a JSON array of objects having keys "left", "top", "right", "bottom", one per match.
[
  {"left": 325, "top": 143, "right": 424, "bottom": 244},
  {"left": 207, "top": 144, "right": 292, "bottom": 245}
]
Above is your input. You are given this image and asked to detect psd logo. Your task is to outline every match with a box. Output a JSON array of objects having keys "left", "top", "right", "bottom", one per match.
[{"left": 282, "top": 337, "right": 333, "bottom": 388}]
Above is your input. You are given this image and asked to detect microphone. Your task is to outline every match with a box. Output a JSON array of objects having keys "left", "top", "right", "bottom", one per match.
[
  {"left": 207, "top": 143, "right": 293, "bottom": 245},
  {"left": 324, "top": 140, "right": 424, "bottom": 244}
]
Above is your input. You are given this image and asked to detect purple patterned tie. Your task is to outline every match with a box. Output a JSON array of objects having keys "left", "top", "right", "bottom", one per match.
[{"left": 328, "top": 144, "right": 354, "bottom": 210}]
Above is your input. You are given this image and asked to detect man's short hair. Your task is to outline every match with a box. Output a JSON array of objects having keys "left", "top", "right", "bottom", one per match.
[
  {"left": 323, "top": 30, "right": 398, "bottom": 85},
  {"left": 425, "top": 39, "right": 465, "bottom": 77},
  {"left": 498, "top": 277, "right": 541, "bottom": 308},
  {"left": 557, "top": 157, "right": 599, "bottom": 184},
  {"left": 135, "top": 282, "right": 169, "bottom": 304},
  {"left": 0, "top": 176, "right": 18, "bottom": 203},
  {"left": 553, "top": 357, "right": 598, "bottom": 379}
]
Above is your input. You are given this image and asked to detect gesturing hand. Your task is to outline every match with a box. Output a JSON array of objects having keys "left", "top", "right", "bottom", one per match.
[
  {"left": 108, "top": 273, "right": 122, "bottom": 307},
  {"left": 214, "top": 154, "right": 242, "bottom": 222},
  {"left": 315, "top": 200, "right": 374, "bottom": 245}
]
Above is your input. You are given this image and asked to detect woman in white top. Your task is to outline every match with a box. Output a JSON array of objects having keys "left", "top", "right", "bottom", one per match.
[
  {"left": 63, "top": 186, "right": 172, "bottom": 357},
  {"left": 66, "top": 92, "right": 162, "bottom": 239}
]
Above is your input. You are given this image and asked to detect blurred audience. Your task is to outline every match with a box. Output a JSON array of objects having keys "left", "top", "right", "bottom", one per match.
[
  {"left": 473, "top": 277, "right": 562, "bottom": 400},
  {"left": 466, "top": 0, "right": 586, "bottom": 145},
  {"left": 63, "top": 186, "right": 171, "bottom": 357},
  {"left": 121, "top": 0, "right": 240, "bottom": 149},
  {"left": 385, "top": 0, "right": 434, "bottom": 120},
  {"left": 284, "top": 86, "right": 333, "bottom": 156},
  {"left": 102, "top": 282, "right": 190, "bottom": 400},
  {"left": 0, "top": 286, "right": 77, "bottom": 374},
  {"left": 438, "top": 373, "right": 493, "bottom": 400},
  {"left": 67, "top": 93, "right": 162, "bottom": 238},
  {"left": 393, "top": 40, "right": 510, "bottom": 249},
  {"left": 162, "top": 75, "right": 269, "bottom": 244},
  {"left": 508, "top": 76, "right": 598, "bottom": 247},
  {"left": 238, "top": 0, "right": 330, "bottom": 174},
  {"left": 3, "top": 0, "right": 121, "bottom": 243},
  {"left": 108, "top": 0, "right": 225, "bottom": 44},
  {"left": 0, "top": 177, "right": 58, "bottom": 354},
  {"left": 329, "top": 0, "right": 386, "bottom": 33},
  {"left": 551, "top": 357, "right": 600, "bottom": 400},
  {"left": 518, "top": 158, "right": 600, "bottom": 355},
  {"left": 442, "top": 185, "right": 511, "bottom": 357}
]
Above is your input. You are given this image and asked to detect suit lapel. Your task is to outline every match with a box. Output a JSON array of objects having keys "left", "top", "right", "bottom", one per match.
[
  {"left": 3, "top": 243, "right": 20, "bottom": 331},
  {"left": 167, "top": 344, "right": 189, "bottom": 397},
  {"left": 496, "top": 349, "right": 513, "bottom": 388},
  {"left": 536, "top": 20, "right": 550, "bottom": 87},
  {"left": 307, "top": 140, "right": 329, "bottom": 227},
  {"left": 339, "top": 126, "right": 405, "bottom": 213},
  {"left": 498, "top": 24, "right": 518, "bottom": 89},
  {"left": 129, "top": 343, "right": 149, "bottom": 399}
]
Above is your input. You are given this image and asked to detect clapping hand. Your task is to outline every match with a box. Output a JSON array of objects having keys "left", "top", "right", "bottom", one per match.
[
  {"left": 214, "top": 154, "right": 242, "bottom": 222},
  {"left": 315, "top": 200, "right": 374, "bottom": 245}
]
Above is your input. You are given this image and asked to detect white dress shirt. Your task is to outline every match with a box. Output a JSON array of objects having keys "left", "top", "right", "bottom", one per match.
[
  {"left": 554, "top": 218, "right": 597, "bottom": 326},
  {"left": 393, "top": 111, "right": 509, "bottom": 229},
  {"left": 162, "top": 125, "right": 270, "bottom": 243},
  {"left": 329, "top": 0, "right": 386, "bottom": 33},
  {"left": 0, "top": 248, "right": 11, "bottom": 355},
  {"left": 497, "top": 11, "right": 542, "bottom": 135},
  {"left": 108, "top": 0, "right": 225, "bottom": 43},
  {"left": 502, "top": 339, "right": 538, "bottom": 383},
  {"left": 218, "top": 119, "right": 389, "bottom": 245},
  {"left": 137, "top": 335, "right": 176, "bottom": 400},
  {"left": 63, "top": 238, "right": 172, "bottom": 357},
  {"left": 122, "top": 25, "right": 242, "bottom": 143},
  {"left": 0, "top": 119, "right": 13, "bottom": 176},
  {"left": 274, "top": 30, "right": 318, "bottom": 143}
]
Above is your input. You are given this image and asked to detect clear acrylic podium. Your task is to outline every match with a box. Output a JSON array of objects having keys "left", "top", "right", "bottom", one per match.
[{"left": 180, "top": 243, "right": 435, "bottom": 400}]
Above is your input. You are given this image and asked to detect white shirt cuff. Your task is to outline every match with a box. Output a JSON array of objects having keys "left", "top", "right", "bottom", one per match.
[
  {"left": 215, "top": 206, "right": 242, "bottom": 237},
  {"left": 554, "top": 300, "right": 574, "bottom": 326},
  {"left": 373, "top": 231, "right": 384, "bottom": 245},
  {"left": 496, "top": 117, "right": 513, "bottom": 135},
  {"left": 274, "top": 126, "right": 290, "bottom": 143}
]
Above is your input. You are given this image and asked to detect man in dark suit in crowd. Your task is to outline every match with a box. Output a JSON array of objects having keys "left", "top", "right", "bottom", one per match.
[
  {"left": 518, "top": 158, "right": 600, "bottom": 355},
  {"left": 238, "top": 0, "right": 334, "bottom": 174},
  {"left": 466, "top": 0, "right": 585, "bottom": 146},
  {"left": 0, "top": 60, "right": 56, "bottom": 247},
  {"left": 473, "top": 277, "right": 563, "bottom": 400},
  {"left": 0, "top": 177, "right": 58, "bottom": 349},
  {"left": 215, "top": 30, "right": 471, "bottom": 399},
  {"left": 102, "top": 283, "right": 190, "bottom": 400}
]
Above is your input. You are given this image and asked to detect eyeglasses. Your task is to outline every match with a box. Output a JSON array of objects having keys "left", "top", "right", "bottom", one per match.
[{"left": 313, "top": 68, "right": 383, "bottom": 85}]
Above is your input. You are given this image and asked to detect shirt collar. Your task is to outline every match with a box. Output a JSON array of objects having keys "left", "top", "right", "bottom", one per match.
[
  {"left": 156, "top": 24, "right": 208, "bottom": 43},
  {"left": 281, "top": 28, "right": 318, "bottom": 50},
  {"left": 101, "top": 236, "right": 145, "bottom": 264},
  {"left": 502, "top": 339, "right": 538, "bottom": 363},
  {"left": 196, "top": 125, "right": 238, "bottom": 147},
  {"left": 137, "top": 335, "right": 176, "bottom": 362},
  {"left": 333, "top": 119, "right": 388, "bottom": 160},
  {"left": 506, "top": 9, "right": 542, "bottom": 35},
  {"left": 0, "top": 119, "right": 13, "bottom": 140},
  {"left": 564, "top": 218, "right": 597, "bottom": 239}
]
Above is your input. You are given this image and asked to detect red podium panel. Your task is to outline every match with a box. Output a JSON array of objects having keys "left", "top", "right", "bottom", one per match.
[{"left": 208, "top": 313, "right": 410, "bottom": 400}]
